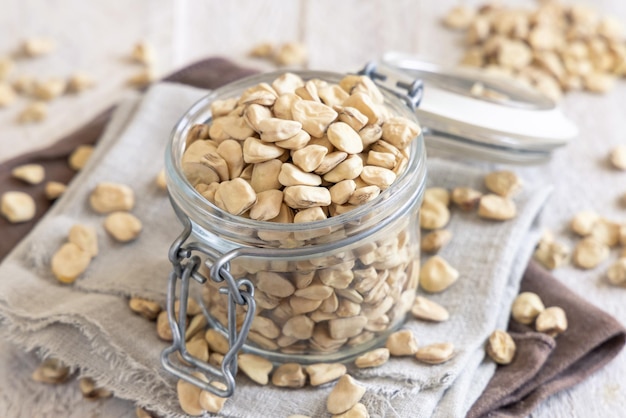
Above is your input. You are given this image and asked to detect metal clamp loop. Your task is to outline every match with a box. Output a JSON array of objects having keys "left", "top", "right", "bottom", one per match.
[
  {"left": 210, "top": 250, "right": 248, "bottom": 306},
  {"left": 358, "top": 61, "right": 424, "bottom": 110},
  {"left": 161, "top": 215, "right": 257, "bottom": 398}
]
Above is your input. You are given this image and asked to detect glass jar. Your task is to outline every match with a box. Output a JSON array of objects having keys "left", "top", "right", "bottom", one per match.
[{"left": 163, "top": 70, "right": 426, "bottom": 395}]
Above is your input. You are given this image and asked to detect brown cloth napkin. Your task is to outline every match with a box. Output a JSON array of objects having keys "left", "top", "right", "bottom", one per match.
[
  {"left": 1, "top": 58, "right": 624, "bottom": 418},
  {"left": 0, "top": 57, "right": 256, "bottom": 262},
  {"left": 468, "top": 261, "right": 626, "bottom": 418}
]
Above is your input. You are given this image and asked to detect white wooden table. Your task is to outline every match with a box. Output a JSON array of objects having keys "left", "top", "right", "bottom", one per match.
[{"left": 1, "top": 1, "right": 626, "bottom": 417}]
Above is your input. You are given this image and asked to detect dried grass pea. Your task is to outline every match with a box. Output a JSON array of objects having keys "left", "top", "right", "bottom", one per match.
[{"left": 180, "top": 72, "right": 421, "bottom": 218}]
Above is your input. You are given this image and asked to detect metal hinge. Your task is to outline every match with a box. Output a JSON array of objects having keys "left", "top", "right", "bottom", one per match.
[{"left": 358, "top": 61, "right": 424, "bottom": 110}]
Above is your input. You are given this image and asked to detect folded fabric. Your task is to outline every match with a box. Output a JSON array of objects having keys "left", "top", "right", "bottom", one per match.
[
  {"left": 0, "top": 76, "right": 551, "bottom": 418},
  {"left": 468, "top": 261, "right": 626, "bottom": 418}
]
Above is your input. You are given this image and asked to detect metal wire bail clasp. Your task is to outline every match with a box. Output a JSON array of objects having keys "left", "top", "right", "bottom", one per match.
[
  {"left": 358, "top": 61, "right": 424, "bottom": 110},
  {"left": 161, "top": 215, "right": 256, "bottom": 398}
]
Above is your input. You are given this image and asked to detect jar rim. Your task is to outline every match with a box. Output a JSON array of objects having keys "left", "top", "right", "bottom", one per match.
[{"left": 165, "top": 70, "right": 427, "bottom": 246}]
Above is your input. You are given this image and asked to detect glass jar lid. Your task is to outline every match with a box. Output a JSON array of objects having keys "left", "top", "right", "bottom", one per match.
[{"left": 368, "top": 53, "right": 578, "bottom": 164}]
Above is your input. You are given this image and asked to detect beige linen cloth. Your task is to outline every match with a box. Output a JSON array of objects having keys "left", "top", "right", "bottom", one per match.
[{"left": 0, "top": 82, "right": 551, "bottom": 417}]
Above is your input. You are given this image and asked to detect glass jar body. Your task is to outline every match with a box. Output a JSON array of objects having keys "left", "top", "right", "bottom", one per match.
[{"left": 166, "top": 70, "right": 427, "bottom": 363}]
